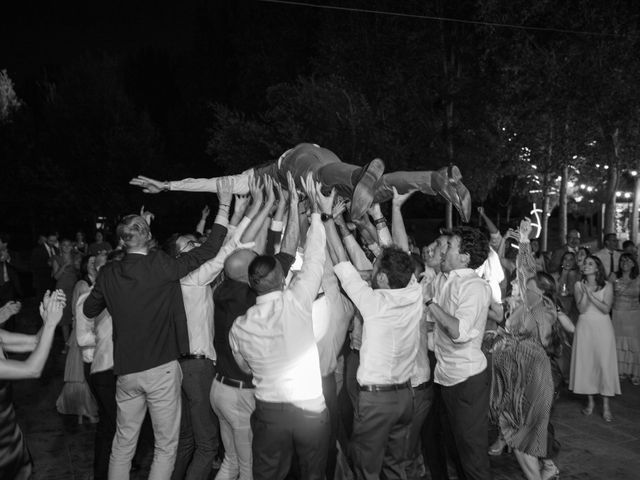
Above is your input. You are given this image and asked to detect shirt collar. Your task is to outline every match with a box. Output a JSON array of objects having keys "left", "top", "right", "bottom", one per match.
[
  {"left": 447, "top": 268, "right": 478, "bottom": 278},
  {"left": 255, "top": 290, "right": 283, "bottom": 304}
]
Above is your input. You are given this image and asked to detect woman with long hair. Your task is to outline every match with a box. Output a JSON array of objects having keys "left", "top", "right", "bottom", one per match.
[
  {"left": 490, "top": 219, "right": 565, "bottom": 480},
  {"left": 52, "top": 238, "right": 80, "bottom": 349},
  {"left": 611, "top": 253, "right": 640, "bottom": 385},
  {"left": 0, "top": 291, "right": 65, "bottom": 479},
  {"left": 569, "top": 255, "right": 620, "bottom": 421},
  {"left": 55, "top": 255, "right": 98, "bottom": 422}
]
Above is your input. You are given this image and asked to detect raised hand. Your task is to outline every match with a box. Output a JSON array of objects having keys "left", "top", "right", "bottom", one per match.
[
  {"left": 315, "top": 182, "right": 336, "bottom": 215},
  {"left": 216, "top": 177, "right": 235, "bottom": 206},
  {"left": 392, "top": 186, "right": 416, "bottom": 208},
  {"left": 130, "top": 176, "right": 166, "bottom": 194},
  {"left": 477, "top": 206, "right": 486, "bottom": 216},
  {"left": 40, "top": 289, "right": 66, "bottom": 327},
  {"left": 518, "top": 217, "right": 532, "bottom": 241},
  {"left": 332, "top": 197, "right": 348, "bottom": 219},
  {"left": 263, "top": 175, "right": 276, "bottom": 206},
  {"left": 233, "top": 194, "right": 250, "bottom": 217},
  {"left": 286, "top": 171, "right": 299, "bottom": 206},
  {"left": 140, "top": 205, "right": 155, "bottom": 225},
  {"left": 0, "top": 300, "right": 21, "bottom": 325},
  {"left": 301, "top": 172, "right": 318, "bottom": 213},
  {"left": 248, "top": 175, "right": 264, "bottom": 206},
  {"left": 201, "top": 205, "right": 211, "bottom": 219}
]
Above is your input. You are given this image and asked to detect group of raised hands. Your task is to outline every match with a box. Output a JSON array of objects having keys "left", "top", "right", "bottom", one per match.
[{"left": 0, "top": 290, "right": 66, "bottom": 330}]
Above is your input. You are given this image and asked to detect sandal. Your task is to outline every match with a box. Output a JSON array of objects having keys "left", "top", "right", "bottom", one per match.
[
  {"left": 603, "top": 410, "right": 613, "bottom": 422},
  {"left": 541, "top": 463, "right": 560, "bottom": 480},
  {"left": 581, "top": 404, "right": 594, "bottom": 416},
  {"left": 488, "top": 437, "right": 509, "bottom": 456}
]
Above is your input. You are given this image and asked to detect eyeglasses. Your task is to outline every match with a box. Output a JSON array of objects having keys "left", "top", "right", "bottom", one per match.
[{"left": 177, "top": 240, "right": 200, "bottom": 255}]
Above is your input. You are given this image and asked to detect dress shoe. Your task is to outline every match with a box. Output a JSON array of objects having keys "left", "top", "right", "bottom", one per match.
[
  {"left": 431, "top": 165, "right": 472, "bottom": 222},
  {"left": 350, "top": 158, "right": 385, "bottom": 220}
]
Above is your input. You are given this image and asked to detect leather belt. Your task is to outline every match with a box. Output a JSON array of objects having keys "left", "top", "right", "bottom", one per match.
[
  {"left": 180, "top": 354, "right": 208, "bottom": 360},
  {"left": 215, "top": 373, "right": 254, "bottom": 389},
  {"left": 413, "top": 380, "right": 433, "bottom": 390},
  {"left": 359, "top": 381, "right": 411, "bottom": 392}
]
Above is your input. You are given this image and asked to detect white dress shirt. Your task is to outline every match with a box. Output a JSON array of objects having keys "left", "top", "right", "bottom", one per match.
[
  {"left": 432, "top": 268, "right": 491, "bottom": 387},
  {"left": 169, "top": 170, "right": 252, "bottom": 195},
  {"left": 230, "top": 213, "right": 326, "bottom": 412},
  {"left": 76, "top": 291, "right": 114, "bottom": 374},
  {"left": 180, "top": 217, "right": 253, "bottom": 361},
  {"left": 312, "top": 256, "right": 355, "bottom": 376},
  {"left": 475, "top": 247, "right": 505, "bottom": 304},
  {"left": 595, "top": 248, "right": 621, "bottom": 278},
  {"left": 334, "top": 262, "right": 423, "bottom": 386}
]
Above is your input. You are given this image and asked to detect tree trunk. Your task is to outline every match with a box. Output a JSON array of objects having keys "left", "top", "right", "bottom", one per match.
[
  {"left": 603, "top": 128, "right": 620, "bottom": 234},
  {"left": 559, "top": 165, "right": 568, "bottom": 243},
  {"left": 633, "top": 164, "right": 640, "bottom": 243},
  {"left": 541, "top": 191, "right": 550, "bottom": 251}
]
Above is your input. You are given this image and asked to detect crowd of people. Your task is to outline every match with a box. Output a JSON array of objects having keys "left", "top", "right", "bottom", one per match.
[{"left": 0, "top": 143, "right": 639, "bottom": 480}]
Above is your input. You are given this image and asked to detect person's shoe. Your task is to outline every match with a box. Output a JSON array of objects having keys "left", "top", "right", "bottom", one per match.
[
  {"left": 582, "top": 404, "right": 594, "bottom": 416},
  {"left": 488, "top": 437, "right": 509, "bottom": 456},
  {"left": 603, "top": 410, "right": 614, "bottom": 422},
  {"left": 350, "top": 158, "right": 385, "bottom": 220},
  {"left": 540, "top": 461, "right": 560, "bottom": 480},
  {"left": 432, "top": 166, "right": 472, "bottom": 222},
  {"left": 632, "top": 376, "right": 640, "bottom": 386}
]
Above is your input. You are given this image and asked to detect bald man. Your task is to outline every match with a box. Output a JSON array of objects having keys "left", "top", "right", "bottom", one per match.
[{"left": 210, "top": 182, "right": 300, "bottom": 479}]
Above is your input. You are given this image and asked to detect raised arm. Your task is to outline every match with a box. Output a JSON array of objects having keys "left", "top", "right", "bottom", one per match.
[
  {"left": 0, "top": 290, "right": 65, "bottom": 380},
  {"left": 129, "top": 172, "right": 251, "bottom": 195},
  {"left": 279, "top": 172, "right": 301, "bottom": 258},
  {"left": 324, "top": 197, "right": 349, "bottom": 266},
  {"left": 195, "top": 205, "right": 210, "bottom": 235},
  {"left": 391, "top": 186, "right": 415, "bottom": 253},
  {"left": 333, "top": 209, "right": 373, "bottom": 270},
  {"left": 368, "top": 203, "right": 392, "bottom": 247},
  {"left": 240, "top": 176, "right": 275, "bottom": 244}
]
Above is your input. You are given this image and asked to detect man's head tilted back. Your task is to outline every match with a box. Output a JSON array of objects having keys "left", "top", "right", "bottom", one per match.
[
  {"left": 248, "top": 255, "right": 285, "bottom": 295},
  {"left": 116, "top": 215, "right": 151, "bottom": 252}
]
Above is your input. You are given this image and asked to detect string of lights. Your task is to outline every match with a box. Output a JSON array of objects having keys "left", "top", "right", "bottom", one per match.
[{"left": 257, "top": 0, "right": 623, "bottom": 38}]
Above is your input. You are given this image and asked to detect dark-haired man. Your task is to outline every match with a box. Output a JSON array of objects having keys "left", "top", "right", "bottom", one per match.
[
  {"left": 229, "top": 175, "right": 329, "bottom": 480},
  {"left": 426, "top": 226, "right": 492, "bottom": 480},
  {"left": 323, "top": 206, "right": 422, "bottom": 478},
  {"left": 595, "top": 232, "right": 621, "bottom": 278},
  {"left": 130, "top": 142, "right": 472, "bottom": 221}
]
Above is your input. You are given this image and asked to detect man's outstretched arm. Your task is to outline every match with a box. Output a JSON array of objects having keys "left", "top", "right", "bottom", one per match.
[{"left": 129, "top": 173, "right": 251, "bottom": 195}]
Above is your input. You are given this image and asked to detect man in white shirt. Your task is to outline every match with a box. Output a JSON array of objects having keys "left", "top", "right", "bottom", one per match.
[
  {"left": 595, "top": 232, "right": 621, "bottom": 278},
  {"left": 229, "top": 176, "right": 331, "bottom": 480},
  {"left": 426, "top": 226, "right": 492, "bottom": 480},
  {"left": 324, "top": 214, "right": 422, "bottom": 478}
]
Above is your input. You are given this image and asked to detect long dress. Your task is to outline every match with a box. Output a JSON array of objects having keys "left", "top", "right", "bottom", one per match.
[
  {"left": 0, "top": 347, "right": 32, "bottom": 480},
  {"left": 53, "top": 255, "right": 79, "bottom": 328},
  {"left": 55, "top": 280, "right": 98, "bottom": 419},
  {"left": 569, "top": 283, "right": 621, "bottom": 396},
  {"left": 490, "top": 241, "right": 556, "bottom": 458},
  {"left": 611, "top": 276, "right": 640, "bottom": 380}
]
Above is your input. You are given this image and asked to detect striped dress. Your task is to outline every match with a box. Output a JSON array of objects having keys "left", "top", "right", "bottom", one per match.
[{"left": 490, "top": 241, "right": 555, "bottom": 457}]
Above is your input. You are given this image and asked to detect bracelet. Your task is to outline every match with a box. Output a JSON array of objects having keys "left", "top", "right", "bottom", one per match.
[
  {"left": 219, "top": 204, "right": 230, "bottom": 208},
  {"left": 163, "top": 181, "right": 170, "bottom": 191},
  {"left": 373, "top": 217, "right": 386, "bottom": 226}
]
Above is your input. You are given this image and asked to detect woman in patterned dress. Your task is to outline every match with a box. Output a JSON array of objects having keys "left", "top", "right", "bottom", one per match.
[
  {"left": 491, "top": 219, "right": 564, "bottom": 480},
  {"left": 0, "top": 291, "right": 65, "bottom": 479}
]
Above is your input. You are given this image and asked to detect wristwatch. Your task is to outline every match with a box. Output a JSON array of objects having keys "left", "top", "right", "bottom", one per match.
[
  {"left": 320, "top": 213, "right": 333, "bottom": 222},
  {"left": 425, "top": 298, "right": 435, "bottom": 308}
]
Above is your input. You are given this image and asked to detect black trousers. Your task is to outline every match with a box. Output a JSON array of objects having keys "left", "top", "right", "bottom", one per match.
[
  {"left": 351, "top": 388, "right": 413, "bottom": 480},
  {"left": 421, "top": 351, "right": 465, "bottom": 480},
  {"left": 440, "top": 369, "right": 491, "bottom": 480},
  {"left": 251, "top": 400, "right": 330, "bottom": 480},
  {"left": 322, "top": 374, "right": 338, "bottom": 480}
]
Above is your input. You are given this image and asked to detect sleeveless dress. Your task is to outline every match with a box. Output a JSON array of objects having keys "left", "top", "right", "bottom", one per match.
[
  {"left": 569, "top": 283, "right": 621, "bottom": 396},
  {"left": 611, "top": 277, "right": 640, "bottom": 379},
  {"left": 0, "top": 346, "right": 33, "bottom": 480}
]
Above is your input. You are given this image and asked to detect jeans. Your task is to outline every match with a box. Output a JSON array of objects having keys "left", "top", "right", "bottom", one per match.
[
  {"left": 109, "top": 360, "right": 182, "bottom": 480},
  {"left": 210, "top": 378, "right": 256, "bottom": 480},
  {"left": 172, "top": 358, "right": 218, "bottom": 480}
]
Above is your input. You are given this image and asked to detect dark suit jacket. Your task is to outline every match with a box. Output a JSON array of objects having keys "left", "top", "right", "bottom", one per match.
[{"left": 83, "top": 224, "right": 228, "bottom": 375}]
